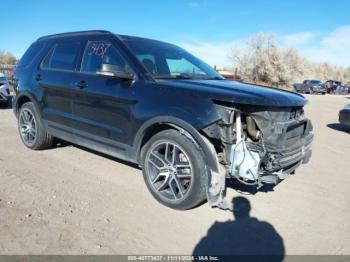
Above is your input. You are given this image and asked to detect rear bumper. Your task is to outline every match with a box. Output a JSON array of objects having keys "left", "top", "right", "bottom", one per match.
[{"left": 339, "top": 109, "right": 350, "bottom": 126}]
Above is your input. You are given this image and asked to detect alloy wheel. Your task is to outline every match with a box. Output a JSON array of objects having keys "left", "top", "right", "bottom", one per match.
[
  {"left": 145, "top": 141, "right": 194, "bottom": 201},
  {"left": 19, "top": 108, "right": 37, "bottom": 147}
]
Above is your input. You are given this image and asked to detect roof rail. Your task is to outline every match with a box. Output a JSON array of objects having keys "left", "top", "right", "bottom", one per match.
[{"left": 37, "top": 30, "right": 113, "bottom": 41}]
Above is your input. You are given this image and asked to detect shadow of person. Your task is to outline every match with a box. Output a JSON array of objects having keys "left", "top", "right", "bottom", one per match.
[
  {"left": 193, "top": 197, "right": 285, "bottom": 261},
  {"left": 327, "top": 123, "right": 350, "bottom": 134}
]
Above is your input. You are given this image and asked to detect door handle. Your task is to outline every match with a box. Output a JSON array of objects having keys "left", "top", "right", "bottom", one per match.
[
  {"left": 74, "top": 80, "right": 88, "bottom": 89},
  {"left": 35, "top": 74, "right": 42, "bottom": 81}
]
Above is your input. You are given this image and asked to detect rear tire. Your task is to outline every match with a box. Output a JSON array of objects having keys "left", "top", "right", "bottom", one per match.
[
  {"left": 18, "top": 102, "right": 54, "bottom": 150},
  {"left": 141, "top": 129, "right": 208, "bottom": 210}
]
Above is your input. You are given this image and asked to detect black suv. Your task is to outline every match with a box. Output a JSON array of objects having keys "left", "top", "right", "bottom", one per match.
[{"left": 13, "top": 31, "right": 313, "bottom": 210}]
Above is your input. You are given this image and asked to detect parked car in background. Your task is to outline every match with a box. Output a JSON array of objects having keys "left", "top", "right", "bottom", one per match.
[
  {"left": 336, "top": 84, "right": 349, "bottom": 95},
  {"left": 339, "top": 103, "right": 350, "bottom": 127},
  {"left": 325, "top": 80, "right": 342, "bottom": 94},
  {"left": 293, "top": 83, "right": 302, "bottom": 91},
  {"left": 0, "top": 73, "right": 11, "bottom": 106},
  {"left": 8, "top": 66, "right": 16, "bottom": 85},
  {"left": 294, "top": 80, "right": 326, "bottom": 94},
  {"left": 13, "top": 30, "right": 313, "bottom": 210}
]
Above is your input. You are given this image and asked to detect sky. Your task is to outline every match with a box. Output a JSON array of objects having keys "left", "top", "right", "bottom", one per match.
[{"left": 1, "top": 0, "right": 350, "bottom": 68}]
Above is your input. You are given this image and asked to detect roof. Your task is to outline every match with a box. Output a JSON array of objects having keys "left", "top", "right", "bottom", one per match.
[
  {"left": 36, "top": 31, "right": 177, "bottom": 50},
  {"left": 37, "top": 30, "right": 113, "bottom": 41}
]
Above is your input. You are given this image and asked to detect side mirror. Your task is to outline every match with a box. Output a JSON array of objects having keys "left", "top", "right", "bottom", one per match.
[{"left": 96, "top": 64, "right": 134, "bottom": 80}]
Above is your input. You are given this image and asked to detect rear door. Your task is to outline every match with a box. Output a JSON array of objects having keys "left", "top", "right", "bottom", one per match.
[
  {"left": 70, "top": 36, "right": 137, "bottom": 158},
  {"left": 38, "top": 39, "right": 82, "bottom": 135}
]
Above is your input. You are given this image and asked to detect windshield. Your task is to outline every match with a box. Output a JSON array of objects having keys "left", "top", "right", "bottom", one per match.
[
  {"left": 310, "top": 80, "right": 322, "bottom": 84},
  {"left": 0, "top": 77, "right": 8, "bottom": 82},
  {"left": 120, "top": 36, "right": 224, "bottom": 80}
]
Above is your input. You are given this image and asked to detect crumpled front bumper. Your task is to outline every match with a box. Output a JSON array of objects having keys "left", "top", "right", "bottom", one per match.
[
  {"left": 228, "top": 112, "right": 314, "bottom": 185},
  {"left": 264, "top": 132, "right": 313, "bottom": 172}
]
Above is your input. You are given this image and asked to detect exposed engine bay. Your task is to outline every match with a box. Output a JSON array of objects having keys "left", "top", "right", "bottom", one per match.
[{"left": 202, "top": 103, "right": 313, "bottom": 209}]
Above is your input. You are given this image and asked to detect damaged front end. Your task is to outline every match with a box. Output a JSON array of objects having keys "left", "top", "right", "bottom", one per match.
[{"left": 202, "top": 102, "right": 313, "bottom": 209}]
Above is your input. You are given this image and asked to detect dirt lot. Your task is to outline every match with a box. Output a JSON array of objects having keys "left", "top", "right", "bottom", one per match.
[{"left": 0, "top": 94, "right": 349, "bottom": 255}]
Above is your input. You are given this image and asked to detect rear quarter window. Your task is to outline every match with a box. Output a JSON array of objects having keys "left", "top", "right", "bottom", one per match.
[{"left": 17, "top": 42, "right": 45, "bottom": 68}]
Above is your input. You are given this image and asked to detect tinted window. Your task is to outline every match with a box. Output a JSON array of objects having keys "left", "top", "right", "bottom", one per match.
[
  {"left": 122, "top": 36, "right": 224, "bottom": 80},
  {"left": 81, "top": 41, "right": 126, "bottom": 73},
  {"left": 17, "top": 42, "right": 45, "bottom": 68},
  {"left": 135, "top": 54, "right": 157, "bottom": 74},
  {"left": 42, "top": 42, "right": 81, "bottom": 71}
]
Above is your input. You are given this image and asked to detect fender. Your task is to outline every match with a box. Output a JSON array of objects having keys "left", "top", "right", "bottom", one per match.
[{"left": 133, "top": 115, "right": 220, "bottom": 174}]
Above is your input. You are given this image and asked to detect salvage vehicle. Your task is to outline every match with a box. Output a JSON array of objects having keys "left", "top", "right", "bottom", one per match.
[
  {"left": 13, "top": 31, "right": 313, "bottom": 210},
  {"left": 339, "top": 103, "right": 350, "bottom": 127},
  {"left": 0, "top": 73, "right": 11, "bottom": 106},
  {"left": 294, "top": 80, "right": 326, "bottom": 94}
]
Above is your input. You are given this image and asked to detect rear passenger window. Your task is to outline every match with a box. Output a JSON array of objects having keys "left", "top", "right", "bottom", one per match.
[
  {"left": 42, "top": 41, "right": 81, "bottom": 71},
  {"left": 81, "top": 41, "right": 126, "bottom": 73}
]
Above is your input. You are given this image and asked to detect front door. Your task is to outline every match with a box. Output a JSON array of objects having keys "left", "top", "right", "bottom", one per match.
[{"left": 70, "top": 38, "right": 136, "bottom": 158}]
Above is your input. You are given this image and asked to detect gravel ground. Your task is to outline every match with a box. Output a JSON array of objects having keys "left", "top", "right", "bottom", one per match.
[{"left": 0, "top": 94, "right": 349, "bottom": 255}]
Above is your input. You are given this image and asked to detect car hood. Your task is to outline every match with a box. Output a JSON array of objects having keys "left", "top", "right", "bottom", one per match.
[{"left": 160, "top": 79, "right": 307, "bottom": 107}]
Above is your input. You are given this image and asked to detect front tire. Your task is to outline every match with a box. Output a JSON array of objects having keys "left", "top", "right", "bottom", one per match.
[
  {"left": 141, "top": 129, "right": 208, "bottom": 210},
  {"left": 18, "top": 102, "right": 54, "bottom": 150}
]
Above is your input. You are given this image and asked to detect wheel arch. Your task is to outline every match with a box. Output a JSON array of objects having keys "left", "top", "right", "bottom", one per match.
[
  {"left": 14, "top": 92, "right": 40, "bottom": 118},
  {"left": 134, "top": 116, "right": 220, "bottom": 174}
]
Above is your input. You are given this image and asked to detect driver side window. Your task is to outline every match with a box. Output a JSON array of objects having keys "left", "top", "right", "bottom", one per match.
[{"left": 81, "top": 41, "right": 126, "bottom": 73}]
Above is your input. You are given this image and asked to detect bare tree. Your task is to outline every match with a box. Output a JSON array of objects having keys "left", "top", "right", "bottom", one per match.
[
  {"left": 0, "top": 51, "right": 17, "bottom": 65},
  {"left": 229, "top": 33, "right": 350, "bottom": 88}
]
